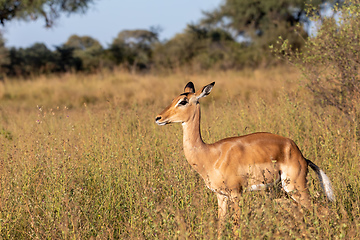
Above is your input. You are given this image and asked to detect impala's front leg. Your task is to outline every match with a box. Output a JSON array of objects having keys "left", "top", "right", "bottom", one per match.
[{"left": 216, "top": 193, "right": 228, "bottom": 237}]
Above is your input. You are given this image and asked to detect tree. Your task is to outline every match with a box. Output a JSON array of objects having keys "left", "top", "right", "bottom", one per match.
[
  {"left": 24, "top": 43, "right": 56, "bottom": 73},
  {"left": 64, "top": 35, "right": 103, "bottom": 72},
  {"left": 5, "top": 43, "right": 57, "bottom": 75},
  {"left": 0, "top": 31, "right": 9, "bottom": 74},
  {"left": 54, "top": 45, "right": 82, "bottom": 72},
  {"left": 110, "top": 29, "right": 159, "bottom": 72},
  {"left": 153, "top": 24, "right": 244, "bottom": 71},
  {"left": 201, "top": 0, "right": 331, "bottom": 53},
  {"left": 0, "top": 0, "right": 94, "bottom": 27},
  {"left": 64, "top": 34, "right": 102, "bottom": 51}
]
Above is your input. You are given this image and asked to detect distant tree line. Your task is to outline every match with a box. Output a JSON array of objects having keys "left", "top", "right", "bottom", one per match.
[
  {"left": 0, "top": 0, "right": 340, "bottom": 77},
  {"left": 0, "top": 29, "right": 162, "bottom": 76}
]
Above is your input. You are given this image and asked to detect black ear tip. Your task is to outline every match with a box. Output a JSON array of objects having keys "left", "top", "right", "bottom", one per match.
[
  {"left": 184, "top": 82, "right": 195, "bottom": 93},
  {"left": 211, "top": 82, "right": 215, "bottom": 86},
  {"left": 185, "top": 82, "right": 194, "bottom": 87}
]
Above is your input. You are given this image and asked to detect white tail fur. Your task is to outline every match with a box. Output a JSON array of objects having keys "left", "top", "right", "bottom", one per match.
[{"left": 307, "top": 159, "right": 335, "bottom": 202}]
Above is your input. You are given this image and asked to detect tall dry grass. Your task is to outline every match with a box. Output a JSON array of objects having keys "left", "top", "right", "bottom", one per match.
[{"left": 0, "top": 67, "right": 359, "bottom": 239}]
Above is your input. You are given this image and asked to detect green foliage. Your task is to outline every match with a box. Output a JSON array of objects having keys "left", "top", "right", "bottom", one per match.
[
  {"left": 4, "top": 43, "right": 84, "bottom": 76},
  {"left": 0, "top": 0, "right": 94, "bottom": 27},
  {"left": 64, "top": 35, "right": 104, "bottom": 72},
  {"left": 0, "top": 127, "right": 12, "bottom": 140},
  {"left": 5, "top": 43, "right": 57, "bottom": 76},
  {"left": 54, "top": 45, "right": 82, "bottom": 72},
  {"left": 109, "top": 29, "right": 158, "bottom": 72},
  {"left": 277, "top": 0, "right": 360, "bottom": 120},
  {"left": 201, "top": 0, "right": 324, "bottom": 54},
  {"left": 153, "top": 25, "right": 246, "bottom": 71},
  {"left": 23, "top": 43, "right": 56, "bottom": 72},
  {"left": 0, "top": 31, "right": 9, "bottom": 76}
]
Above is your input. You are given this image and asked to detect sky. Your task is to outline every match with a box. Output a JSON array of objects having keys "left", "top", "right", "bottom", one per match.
[{"left": 1, "top": 0, "right": 223, "bottom": 50}]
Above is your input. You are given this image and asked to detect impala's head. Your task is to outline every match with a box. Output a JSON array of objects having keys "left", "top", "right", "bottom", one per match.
[{"left": 155, "top": 82, "right": 215, "bottom": 126}]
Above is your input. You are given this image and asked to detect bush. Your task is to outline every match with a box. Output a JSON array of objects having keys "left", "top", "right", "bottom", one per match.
[{"left": 276, "top": 0, "right": 360, "bottom": 121}]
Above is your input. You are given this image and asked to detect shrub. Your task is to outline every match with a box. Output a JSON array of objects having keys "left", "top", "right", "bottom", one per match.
[{"left": 276, "top": 0, "right": 360, "bottom": 121}]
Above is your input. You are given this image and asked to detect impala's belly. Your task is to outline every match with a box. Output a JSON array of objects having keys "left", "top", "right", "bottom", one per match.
[
  {"left": 203, "top": 162, "right": 280, "bottom": 196},
  {"left": 244, "top": 164, "right": 281, "bottom": 191},
  {"left": 239, "top": 163, "right": 281, "bottom": 187},
  {"left": 210, "top": 163, "right": 281, "bottom": 194}
]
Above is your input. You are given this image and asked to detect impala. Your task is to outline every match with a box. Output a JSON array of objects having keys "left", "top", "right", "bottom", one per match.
[{"left": 155, "top": 82, "right": 335, "bottom": 226}]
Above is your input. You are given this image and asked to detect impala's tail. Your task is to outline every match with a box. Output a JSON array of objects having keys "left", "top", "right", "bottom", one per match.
[{"left": 306, "top": 159, "right": 336, "bottom": 202}]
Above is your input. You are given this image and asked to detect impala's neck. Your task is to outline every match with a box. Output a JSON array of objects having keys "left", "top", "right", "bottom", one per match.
[{"left": 182, "top": 105, "right": 211, "bottom": 173}]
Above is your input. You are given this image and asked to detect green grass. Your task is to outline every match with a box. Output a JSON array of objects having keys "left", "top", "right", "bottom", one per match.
[{"left": 0, "top": 68, "right": 359, "bottom": 239}]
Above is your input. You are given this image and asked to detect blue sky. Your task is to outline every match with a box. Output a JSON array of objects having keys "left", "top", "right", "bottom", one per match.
[{"left": 2, "top": 0, "right": 222, "bottom": 49}]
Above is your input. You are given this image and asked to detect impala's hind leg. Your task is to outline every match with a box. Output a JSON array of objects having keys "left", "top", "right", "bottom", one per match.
[{"left": 281, "top": 168, "right": 311, "bottom": 209}]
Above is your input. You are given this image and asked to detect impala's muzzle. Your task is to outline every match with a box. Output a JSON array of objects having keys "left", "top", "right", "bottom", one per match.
[{"left": 155, "top": 115, "right": 167, "bottom": 126}]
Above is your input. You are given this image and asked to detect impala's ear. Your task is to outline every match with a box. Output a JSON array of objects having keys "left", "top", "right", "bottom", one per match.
[
  {"left": 196, "top": 82, "right": 215, "bottom": 100},
  {"left": 184, "top": 82, "right": 195, "bottom": 93}
]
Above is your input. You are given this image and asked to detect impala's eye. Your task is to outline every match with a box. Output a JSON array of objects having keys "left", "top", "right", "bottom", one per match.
[{"left": 178, "top": 100, "right": 188, "bottom": 106}]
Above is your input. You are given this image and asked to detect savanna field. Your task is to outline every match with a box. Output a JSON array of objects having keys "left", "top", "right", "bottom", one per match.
[{"left": 0, "top": 67, "right": 359, "bottom": 239}]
